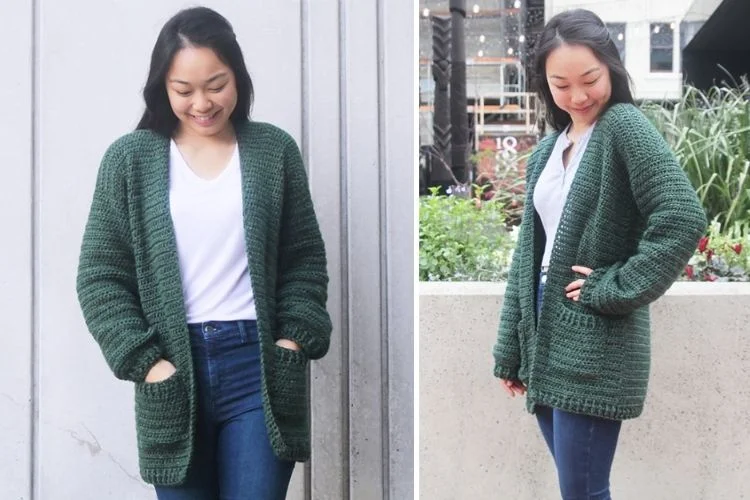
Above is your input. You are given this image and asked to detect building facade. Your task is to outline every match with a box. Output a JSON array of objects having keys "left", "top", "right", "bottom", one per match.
[
  {"left": 419, "top": 0, "right": 723, "bottom": 148},
  {"left": 547, "top": 0, "right": 722, "bottom": 100}
]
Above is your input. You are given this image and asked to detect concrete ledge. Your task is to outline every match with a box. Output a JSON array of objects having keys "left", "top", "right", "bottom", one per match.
[
  {"left": 420, "top": 281, "right": 750, "bottom": 296},
  {"left": 419, "top": 282, "right": 750, "bottom": 499}
]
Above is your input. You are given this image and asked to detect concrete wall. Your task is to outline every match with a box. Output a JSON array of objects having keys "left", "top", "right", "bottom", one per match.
[
  {"left": 547, "top": 0, "right": 720, "bottom": 100},
  {"left": 420, "top": 282, "right": 750, "bottom": 499},
  {"left": 0, "top": 3, "right": 34, "bottom": 500},
  {"left": 1, "top": 1, "right": 413, "bottom": 498}
]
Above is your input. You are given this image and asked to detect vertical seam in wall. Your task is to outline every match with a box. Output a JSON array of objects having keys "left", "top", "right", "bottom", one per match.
[
  {"left": 300, "top": 2, "right": 313, "bottom": 498},
  {"left": 414, "top": 3, "right": 420, "bottom": 491},
  {"left": 301, "top": 0, "right": 309, "bottom": 167},
  {"left": 30, "top": 0, "right": 39, "bottom": 498},
  {"left": 338, "top": 0, "right": 351, "bottom": 498},
  {"left": 376, "top": 0, "right": 390, "bottom": 498},
  {"left": 412, "top": 4, "right": 419, "bottom": 497}
]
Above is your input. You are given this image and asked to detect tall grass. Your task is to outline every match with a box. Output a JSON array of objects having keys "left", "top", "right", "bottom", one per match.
[{"left": 642, "top": 79, "right": 750, "bottom": 229}]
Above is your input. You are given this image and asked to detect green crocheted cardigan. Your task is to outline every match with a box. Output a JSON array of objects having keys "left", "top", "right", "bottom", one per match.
[
  {"left": 493, "top": 103, "right": 707, "bottom": 420},
  {"left": 76, "top": 120, "right": 332, "bottom": 485}
]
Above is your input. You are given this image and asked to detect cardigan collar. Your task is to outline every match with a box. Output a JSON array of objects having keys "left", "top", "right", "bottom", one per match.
[{"left": 520, "top": 115, "right": 609, "bottom": 319}]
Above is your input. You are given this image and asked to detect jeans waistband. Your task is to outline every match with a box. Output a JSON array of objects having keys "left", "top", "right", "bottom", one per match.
[{"left": 187, "top": 319, "right": 257, "bottom": 338}]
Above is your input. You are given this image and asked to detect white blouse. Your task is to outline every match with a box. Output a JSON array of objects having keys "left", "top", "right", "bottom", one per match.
[
  {"left": 168, "top": 140, "right": 257, "bottom": 323},
  {"left": 533, "top": 123, "right": 596, "bottom": 268}
]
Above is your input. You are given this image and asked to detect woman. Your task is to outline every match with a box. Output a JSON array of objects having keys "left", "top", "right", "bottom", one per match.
[
  {"left": 492, "top": 9, "right": 706, "bottom": 500},
  {"left": 76, "top": 7, "right": 331, "bottom": 499}
]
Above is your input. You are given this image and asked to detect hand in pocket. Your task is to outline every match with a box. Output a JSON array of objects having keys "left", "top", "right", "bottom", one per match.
[
  {"left": 144, "top": 359, "right": 177, "bottom": 383},
  {"left": 566, "top": 265, "right": 594, "bottom": 301},
  {"left": 275, "top": 338, "right": 301, "bottom": 352}
]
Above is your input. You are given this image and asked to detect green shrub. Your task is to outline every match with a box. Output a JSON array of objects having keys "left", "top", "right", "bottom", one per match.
[
  {"left": 419, "top": 187, "right": 515, "bottom": 281},
  {"left": 642, "top": 80, "right": 750, "bottom": 230}
]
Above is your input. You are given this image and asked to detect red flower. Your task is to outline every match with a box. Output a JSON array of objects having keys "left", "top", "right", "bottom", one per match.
[
  {"left": 707, "top": 249, "right": 714, "bottom": 261},
  {"left": 733, "top": 243, "right": 743, "bottom": 254},
  {"left": 685, "top": 265, "right": 694, "bottom": 280},
  {"left": 698, "top": 237, "right": 709, "bottom": 253},
  {"left": 705, "top": 273, "right": 718, "bottom": 282}
]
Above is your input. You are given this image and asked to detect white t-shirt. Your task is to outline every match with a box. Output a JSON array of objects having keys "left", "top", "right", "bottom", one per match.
[
  {"left": 168, "top": 140, "right": 257, "bottom": 323},
  {"left": 533, "top": 123, "right": 596, "bottom": 268}
]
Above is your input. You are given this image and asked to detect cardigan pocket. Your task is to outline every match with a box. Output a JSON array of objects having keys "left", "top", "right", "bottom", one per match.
[
  {"left": 268, "top": 345, "right": 309, "bottom": 431},
  {"left": 548, "top": 305, "right": 610, "bottom": 385},
  {"left": 134, "top": 372, "right": 189, "bottom": 454}
]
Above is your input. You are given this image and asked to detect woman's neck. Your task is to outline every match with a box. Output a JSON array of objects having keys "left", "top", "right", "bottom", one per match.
[
  {"left": 173, "top": 124, "right": 236, "bottom": 149},
  {"left": 567, "top": 120, "right": 594, "bottom": 142}
]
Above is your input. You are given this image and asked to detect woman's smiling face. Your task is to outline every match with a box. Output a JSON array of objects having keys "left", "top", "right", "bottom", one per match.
[
  {"left": 165, "top": 46, "right": 238, "bottom": 138},
  {"left": 545, "top": 43, "right": 612, "bottom": 128}
]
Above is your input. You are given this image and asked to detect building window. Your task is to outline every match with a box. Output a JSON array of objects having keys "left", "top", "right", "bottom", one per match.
[
  {"left": 650, "top": 22, "right": 674, "bottom": 72},
  {"left": 606, "top": 23, "right": 626, "bottom": 63}
]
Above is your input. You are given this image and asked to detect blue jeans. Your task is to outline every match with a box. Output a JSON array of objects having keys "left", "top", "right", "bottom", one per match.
[
  {"left": 537, "top": 270, "right": 547, "bottom": 318},
  {"left": 155, "top": 320, "right": 295, "bottom": 500},
  {"left": 535, "top": 272, "right": 622, "bottom": 499},
  {"left": 535, "top": 406, "right": 622, "bottom": 500}
]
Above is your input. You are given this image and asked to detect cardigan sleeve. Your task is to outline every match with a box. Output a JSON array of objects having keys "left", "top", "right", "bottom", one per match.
[
  {"left": 579, "top": 105, "right": 707, "bottom": 315},
  {"left": 76, "top": 142, "right": 163, "bottom": 382},
  {"left": 275, "top": 137, "right": 333, "bottom": 360}
]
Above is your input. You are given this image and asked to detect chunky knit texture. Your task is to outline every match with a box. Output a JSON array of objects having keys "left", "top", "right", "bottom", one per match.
[
  {"left": 76, "top": 120, "right": 332, "bottom": 485},
  {"left": 493, "top": 103, "right": 707, "bottom": 420}
]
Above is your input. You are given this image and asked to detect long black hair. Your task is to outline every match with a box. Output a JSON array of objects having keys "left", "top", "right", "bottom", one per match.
[
  {"left": 136, "top": 7, "right": 254, "bottom": 136},
  {"left": 533, "top": 9, "right": 634, "bottom": 131}
]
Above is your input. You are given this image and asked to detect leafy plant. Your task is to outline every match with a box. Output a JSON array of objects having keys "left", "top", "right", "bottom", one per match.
[
  {"left": 471, "top": 136, "right": 535, "bottom": 227},
  {"left": 419, "top": 187, "right": 516, "bottom": 281},
  {"left": 642, "top": 79, "right": 750, "bottom": 230}
]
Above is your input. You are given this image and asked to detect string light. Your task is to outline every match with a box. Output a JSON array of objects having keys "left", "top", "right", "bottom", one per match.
[
  {"left": 422, "top": 8, "right": 429, "bottom": 17},
  {"left": 473, "top": 4, "right": 480, "bottom": 14}
]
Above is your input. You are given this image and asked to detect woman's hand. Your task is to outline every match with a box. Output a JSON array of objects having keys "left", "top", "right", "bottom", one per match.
[
  {"left": 565, "top": 265, "right": 594, "bottom": 301},
  {"left": 144, "top": 359, "right": 177, "bottom": 383},
  {"left": 275, "top": 338, "right": 302, "bottom": 352},
  {"left": 500, "top": 379, "right": 527, "bottom": 397}
]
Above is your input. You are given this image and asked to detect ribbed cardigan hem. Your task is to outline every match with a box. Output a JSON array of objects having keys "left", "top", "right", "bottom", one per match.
[
  {"left": 526, "top": 388, "right": 644, "bottom": 421},
  {"left": 270, "top": 436, "right": 311, "bottom": 462},
  {"left": 141, "top": 465, "right": 190, "bottom": 486},
  {"left": 139, "top": 429, "right": 310, "bottom": 486}
]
